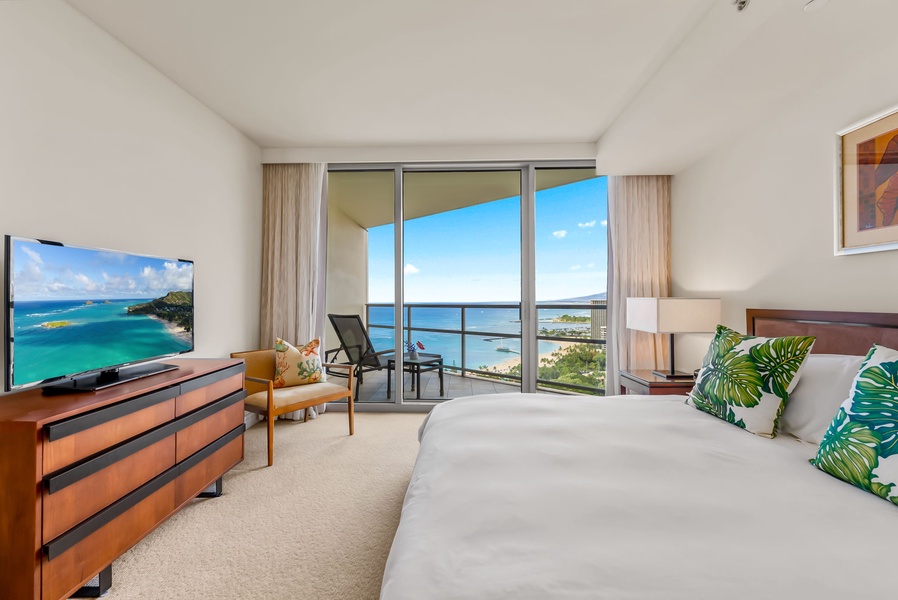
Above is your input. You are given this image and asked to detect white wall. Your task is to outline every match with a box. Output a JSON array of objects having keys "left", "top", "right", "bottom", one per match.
[
  {"left": 672, "top": 37, "right": 898, "bottom": 369},
  {"left": 0, "top": 0, "right": 263, "bottom": 390}
]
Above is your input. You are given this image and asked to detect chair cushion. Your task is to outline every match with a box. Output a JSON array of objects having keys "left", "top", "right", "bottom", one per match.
[
  {"left": 245, "top": 381, "right": 350, "bottom": 410},
  {"left": 274, "top": 338, "right": 325, "bottom": 387}
]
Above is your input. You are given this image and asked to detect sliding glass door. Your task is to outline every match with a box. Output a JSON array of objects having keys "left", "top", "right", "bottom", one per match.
[
  {"left": 534, "top": 168, "right": 607, "bottom": 394},
  {"left": 326, "top": 161, "right": 604, "bottom": 408},
  {"left": 402, "top": 169, "right": 522, "bottom": 400},
  {"left": 324, "top": 169, "right": 397, "bottom": 403}
]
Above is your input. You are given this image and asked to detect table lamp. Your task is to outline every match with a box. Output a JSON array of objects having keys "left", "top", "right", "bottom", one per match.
[{"left": 626, "top": 297, "right": 722, "bottom": 379}]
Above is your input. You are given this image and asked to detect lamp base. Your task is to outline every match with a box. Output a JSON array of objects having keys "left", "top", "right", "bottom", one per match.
[{"left": 652, "top": 370, "right": 695, "bottom": 380}]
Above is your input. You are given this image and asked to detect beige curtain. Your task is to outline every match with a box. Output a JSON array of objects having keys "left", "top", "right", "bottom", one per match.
[
  {"left": 606, "top": 175, "right": 671, "bottom": 395},
  {"left": 261, "top": 163, "right": 327, "bottom": 418}
]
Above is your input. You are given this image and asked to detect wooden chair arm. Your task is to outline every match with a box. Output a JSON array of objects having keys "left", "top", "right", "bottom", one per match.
[
  {"left": 245, "top": 376, "right": 272, "bottom": 384},
  {"left": 322, "top": 363, "right": 354, "bottom": 391}
]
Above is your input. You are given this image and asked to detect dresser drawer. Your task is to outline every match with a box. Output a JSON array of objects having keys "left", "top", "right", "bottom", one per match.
[
  {"left": 41, "top": 475, "right": 178, "bottom": 600},
  {"left": 176, "top": 391, "right": 245, "bottom": 461},
  {"left": 42, "top": 434, "right": 177, "bottom": 541},
  {"left": 176, "top": 426, "right": 244, "bottom": 506},
  {"left": 175, "top": 365, "right": 244, "bottom": 416},
  {"left": 43, "top": 387, "right": 178, "bottom": 473}
]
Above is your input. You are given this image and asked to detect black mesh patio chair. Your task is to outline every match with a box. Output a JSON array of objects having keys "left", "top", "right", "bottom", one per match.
[{"left": 326, "top": 314, "right": 394, "bottom": 401}]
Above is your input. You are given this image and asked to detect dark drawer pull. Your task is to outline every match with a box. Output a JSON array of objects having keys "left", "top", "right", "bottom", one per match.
[
  {"left": 178, "top": 424, "right": 245, "bottom": 474},
  {"left": 44, "top": 390, "right": 245, "bottom": 495},
  {"left": 44, "top": 421, "right": 177, "bottom": 495},
  {"left": 44, "top": 464, "right": 179, "bottom": 560},
  {"left": 45, "top": 386, "right": 179, "bottom": 442},
  {"left": 44, "top": 424, "right": 245, "bottom": 561},
  {"left": 178, "top": 363, "right": 244, "bottom": 395},
  {"left": 177, "top": 390, "right": 246, "bottom": 429}
]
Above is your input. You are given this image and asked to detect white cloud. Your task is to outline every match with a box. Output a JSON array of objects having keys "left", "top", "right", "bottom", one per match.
[
  {"left": 586, "top": 263, "right": 595, "bottom": 268},
  {"left": 22, "top": 246, "right": 43, "bottom": 265},
  {"left": 601, "top": 219, "right": 608, "bottom": 227},
  {"left": 570, "top": 265, "right": 581, "bottom": 270},
  {"left": 404, "top": 263, "right": 420, "bottom": 275},
  {"left": 552, "top": 230, "right": 567, "bottom": 239},
  {"left": 139, "top": 261, "right": 193, "bottom": 292},
  {"left": 74, "top": 273, "right": 99, "bottom": 291},
  {"left": 578, "top": 220, "right": 596, "bottom": 228},
  {"left": 102, "top": 272, "right": 138, "bottom": 293}
]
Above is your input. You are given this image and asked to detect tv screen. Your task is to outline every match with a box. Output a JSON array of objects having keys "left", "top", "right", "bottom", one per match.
[{"left": 4, "top": 235, "right": 194, "bottom": 392}]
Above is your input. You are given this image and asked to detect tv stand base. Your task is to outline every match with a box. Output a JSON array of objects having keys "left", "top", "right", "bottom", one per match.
[{"left": 43, "top": 363, "right": 178, "bottom": 395}]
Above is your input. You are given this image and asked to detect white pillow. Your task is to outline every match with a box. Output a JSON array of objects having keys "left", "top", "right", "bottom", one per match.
[{"left": 779, "top": 354, "right": 865, "bottom": 445}]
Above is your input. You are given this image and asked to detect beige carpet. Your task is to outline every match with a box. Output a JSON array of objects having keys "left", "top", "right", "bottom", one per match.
[{"left": 103, "top": 412, "right": 426, "bottom": 600}]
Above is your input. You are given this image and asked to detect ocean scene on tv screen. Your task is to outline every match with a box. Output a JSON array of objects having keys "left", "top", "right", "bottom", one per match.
[{"left": 9, "top": 239, "right": 194, "bottom": 388}]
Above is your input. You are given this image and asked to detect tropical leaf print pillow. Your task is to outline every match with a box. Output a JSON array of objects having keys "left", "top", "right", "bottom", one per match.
[
  {"left": 812, "top": 344, "right": 898, "bottom": 505},
  {"left": 687, "top": 325, "right": 815, "bottom": 437},
  {"left": 274, "top": 338, "right": 325, "bottom": 388}
]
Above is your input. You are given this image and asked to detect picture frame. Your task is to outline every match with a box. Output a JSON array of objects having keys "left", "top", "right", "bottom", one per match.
[{"left": 835, "top": 103, "right": 898, "bottom": 255}]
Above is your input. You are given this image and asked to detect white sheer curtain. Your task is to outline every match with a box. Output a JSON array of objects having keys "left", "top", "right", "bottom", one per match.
[
  {"left": 260, "top": 163, "right": 328, "bottom": 419},
  {"left": 605, "top": 175, "right": 671, "bottom": 396}
]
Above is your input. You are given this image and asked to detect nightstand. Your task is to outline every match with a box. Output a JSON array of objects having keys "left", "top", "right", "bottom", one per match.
[{"left": 619, "top": 369, "right": 695, "bottom": 396}]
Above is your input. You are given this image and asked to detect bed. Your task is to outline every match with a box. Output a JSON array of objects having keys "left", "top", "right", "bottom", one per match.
[{"left": 381, "top": 309, "right": 898, "bottom": 599}]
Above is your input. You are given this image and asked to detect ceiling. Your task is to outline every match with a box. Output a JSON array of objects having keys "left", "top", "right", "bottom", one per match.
[
  {"left": 330, "top": 168, "right": 597, "bottom": 229},
  {"left": 66, "top": 0, "right": 898, "bottom": 174}
]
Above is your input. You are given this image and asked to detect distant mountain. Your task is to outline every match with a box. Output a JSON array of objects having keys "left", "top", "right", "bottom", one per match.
[
  {"left": 543, "top": 292, "right": 606, "bottom": 303},
  {"left": 127, "top": 291, "right": 193, "bottom": 331}
]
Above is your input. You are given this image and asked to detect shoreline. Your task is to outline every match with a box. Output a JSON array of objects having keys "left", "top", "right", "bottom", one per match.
[
  {"left": 486, "top": 341, "right": 577, "bottom": 374},
  {"left": 147, "top": 315, "right": 192, "bottom": 344}
]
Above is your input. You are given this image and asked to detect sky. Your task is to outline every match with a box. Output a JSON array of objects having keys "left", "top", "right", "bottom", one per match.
[
  {"left": 368, "top": 176, "right": 607, "bottom": 302},
  {"left": 11, "top": 239, "right": 193, "bottom": 301}
]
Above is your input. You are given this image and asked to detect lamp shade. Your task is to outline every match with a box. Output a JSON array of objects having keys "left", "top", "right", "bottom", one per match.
[{"left": 626, "top": 297, "right": 721, "bottom": 334}]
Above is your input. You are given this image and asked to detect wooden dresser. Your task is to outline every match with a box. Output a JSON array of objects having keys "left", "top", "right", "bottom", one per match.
[{"left": 0, "top": 358, "right": 245, "bottom": 600}]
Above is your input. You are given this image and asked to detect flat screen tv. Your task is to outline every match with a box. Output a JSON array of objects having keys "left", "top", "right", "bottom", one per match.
[{"left": 4, "top": 235, "right": 194, "bottom": 394}]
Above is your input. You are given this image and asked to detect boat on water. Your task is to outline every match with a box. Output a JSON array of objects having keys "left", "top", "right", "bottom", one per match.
[{"left": 496, "top": 345, "right": 519, "bottom": 353}]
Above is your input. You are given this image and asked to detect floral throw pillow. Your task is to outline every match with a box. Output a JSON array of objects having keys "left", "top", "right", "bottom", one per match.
[
  {"left": 274, "top": 338, "right": 325, "bottom": 388},
  {"left": 811, "top": 344, "right": 898, "bottom": 505},
  {"left": 687, "top": 325, "right": 815, "bottom": 437}
]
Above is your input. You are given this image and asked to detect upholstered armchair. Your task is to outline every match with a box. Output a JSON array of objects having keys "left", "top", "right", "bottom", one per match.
[{"left": 230, "top": 349, "right": 354, "bottom": 466}]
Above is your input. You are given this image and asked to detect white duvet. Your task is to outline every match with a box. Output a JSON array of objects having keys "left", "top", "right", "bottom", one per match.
[{"left": 381, "top": 393, "right": 895, "bottom": 599}]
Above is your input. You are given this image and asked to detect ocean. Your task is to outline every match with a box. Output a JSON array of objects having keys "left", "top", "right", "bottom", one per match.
[
  {"left": 366, "top": 305, "right": 595, "bottom": 370},
  {"left": 11, "top": 299, "right": 193, "bottom": 387}
]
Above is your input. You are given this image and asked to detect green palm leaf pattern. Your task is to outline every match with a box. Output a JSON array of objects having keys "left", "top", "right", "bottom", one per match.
[
  {"left": 709, "top": 325, "right": 744, "bottom": 357},
  {"left": 749, "top": 336, "right": 815, "bottom": 397},
  {"left": 871, "top": 481, "right": 896, "bottom": 503},
  {"left": 689, "top": 387, "right": 747, "bottom": 429},
  {"left": 698, "top": 348, "right": 763, "bottom": 408},
  {"left": 690, "top": 387, "right": 725, "bottom": 419},
  {"left": 813, "top": 408, "right": 881, "bottom": 491},
  {"left": 846, "top": 359, "right": 898, "bottom": 457}
]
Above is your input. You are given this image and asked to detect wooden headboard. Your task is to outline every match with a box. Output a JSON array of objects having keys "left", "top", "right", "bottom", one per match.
[{"left": 746, "top": 309, "right": 898, "bottom": 355}]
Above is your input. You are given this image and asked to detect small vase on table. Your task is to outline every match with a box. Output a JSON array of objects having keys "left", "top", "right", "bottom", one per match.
[{"left": 406, "top": 340, "right": 424, "bottom": 361}]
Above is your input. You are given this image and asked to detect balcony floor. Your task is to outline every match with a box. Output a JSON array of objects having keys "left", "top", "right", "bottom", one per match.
[{"left": 352, "top": 368, "right": 525, "bottom": 403}]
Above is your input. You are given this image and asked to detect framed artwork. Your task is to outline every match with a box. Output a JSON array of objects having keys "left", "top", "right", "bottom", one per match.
[{"left": 835, "top": 104, "right": 898, "bottom": 255}]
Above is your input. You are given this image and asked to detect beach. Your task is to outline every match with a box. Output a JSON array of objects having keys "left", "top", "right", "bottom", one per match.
[
  {"left": 147, "top": 314, "right": 193, "bottom": 344},
  {"left": 486, "top": 341, "right": 577, "bottom": 374}
]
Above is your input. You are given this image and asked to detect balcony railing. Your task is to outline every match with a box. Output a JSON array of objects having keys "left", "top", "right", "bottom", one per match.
[{"left": 365, "top": 302, "right": 607, "bottom": 396}]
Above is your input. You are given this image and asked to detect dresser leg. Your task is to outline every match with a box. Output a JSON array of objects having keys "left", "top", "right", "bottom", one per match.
[
  {"left": 70, "top": 565, "right": 111, "bottom": 598},
  {"left": 197, "top": 477, "right": 223, "bottom": 498}
]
